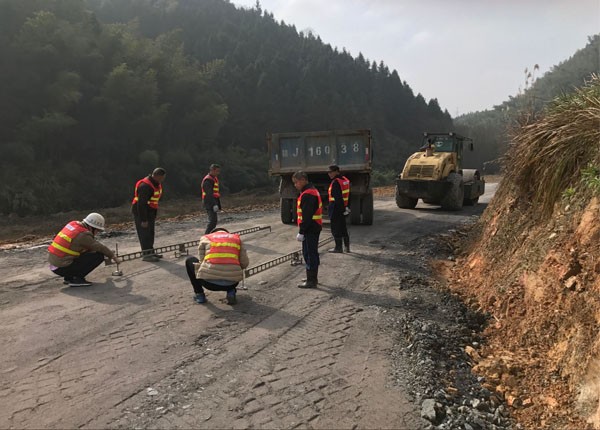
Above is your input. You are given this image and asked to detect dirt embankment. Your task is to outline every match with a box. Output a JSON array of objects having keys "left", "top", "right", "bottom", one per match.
[{"left": 442, "top": 76, "right": 600, "bottom": 429}]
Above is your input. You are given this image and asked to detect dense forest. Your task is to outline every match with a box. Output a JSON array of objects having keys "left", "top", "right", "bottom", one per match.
[
  {"left": 0, "top": 0, "right": 454, "bottom": 216},
  {"left": 458, "top": 34, "right": 600, "bottom": 173}
]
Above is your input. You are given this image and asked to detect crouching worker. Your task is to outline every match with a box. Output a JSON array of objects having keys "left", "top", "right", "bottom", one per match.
[
  {"left": 185, "top": 228, "right": 249, "bottom": 305},
  {"left": 48, "top": 213, "right": 118, "bottom": 287}
]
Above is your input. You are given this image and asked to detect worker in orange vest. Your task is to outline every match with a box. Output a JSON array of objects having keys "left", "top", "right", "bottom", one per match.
[
  {"left": 327, "top": 164, "right": 351, "bottom": 253},
  {"left": 131, "top": 167, "right": 166, "bottom": 262},
  {"left": 201, "top": 164, "right": 222, "bottom": 234},
  {"left": 48, "top": 213, "right": 118, "bottom": 287},
  {"left": 185, "top": 228, "right": 249, "bottom": 305},
  {"left": 293, "top": 171, "right": 322, "bottom": 288}
]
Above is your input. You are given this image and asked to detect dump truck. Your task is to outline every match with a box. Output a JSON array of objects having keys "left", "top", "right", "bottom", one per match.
[
  {"left": 268, "top": 129, "right": 373, "bottom": 225},
  {"left": 395, "top": 132, "right": 485, "bottom": 210}
]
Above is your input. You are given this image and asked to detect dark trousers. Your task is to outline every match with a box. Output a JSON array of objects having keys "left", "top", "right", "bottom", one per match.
[
  {"left": 330, "top": 212, "right": 348, "bottom": 239},
  {"left": 185, "top": 256, "right": 238, "bottom": 294},
  {"left": 133, "top": 209, "right": 157, "bottom": 253},
  {"left": 302, "top": 232, "right": 320, "bottom": 270},
  {"left": 52, "top": 252, "right": 105, "bottom": 279},
  {"left": 205, "top": 209, "right": 218, "bottom": 234}
]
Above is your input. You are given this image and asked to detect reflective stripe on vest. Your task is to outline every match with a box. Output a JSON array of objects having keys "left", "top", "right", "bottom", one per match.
[
  {"left": 204, "top": 232, "right": 241, "bottom": 265},
  {"left": 297, "top": 188, "right": 323, "bottom": 226},
  {"left": 328, "top": 176, "right": 350, "bottom": 207},
  {"left": 132, "top": 177, "right": 162, "bottom": 209},
  {"left": 48, "top": 221, "right": 88, "bottom": 258},
  {"left": 201, "top": 175, "right": 220, "bottom": 200}
]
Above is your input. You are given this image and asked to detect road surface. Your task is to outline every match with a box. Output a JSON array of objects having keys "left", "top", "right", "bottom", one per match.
[{"left": 0, "top": 185, "right": 496, "bottom": 429}]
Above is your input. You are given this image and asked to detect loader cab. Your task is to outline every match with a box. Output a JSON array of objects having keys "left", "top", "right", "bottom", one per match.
[{"left": 422, "top": 132, "right": 472, "bottom": 171}]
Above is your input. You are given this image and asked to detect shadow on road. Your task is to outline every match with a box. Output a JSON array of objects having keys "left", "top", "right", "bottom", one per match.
[{"left": 61, "top": 278, "right": 150, "bottom": 305}]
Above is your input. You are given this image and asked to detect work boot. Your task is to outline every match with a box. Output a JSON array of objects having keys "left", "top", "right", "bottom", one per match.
[
  {"left": 142, "top": 255, "right": 160, "bottom": 262},
  {"left": 194, "top": 293, "right": 207, "bottom": 304},
  {"left": 298, "top": 269, "right": 318, "bottom": 288},
  {"left": 226, "top": 289, "right": 237, "bottom": 305},
  {"left": 343, "top": 235, "right": 350, "bottom": 253},
  {"left": 328, "top": 237, "right": 343, "bottom": 253},
  {"left": 69, "top": 277, "right": 92, "bottom": 287}
]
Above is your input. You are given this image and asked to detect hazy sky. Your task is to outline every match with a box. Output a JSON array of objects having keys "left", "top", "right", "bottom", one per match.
[{"left": 231, "top": 0, "right": 599, "bottom": 116}]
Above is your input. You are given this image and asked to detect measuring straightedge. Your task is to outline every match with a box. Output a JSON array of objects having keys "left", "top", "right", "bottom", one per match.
[
  {"left": 243, "top": 236, "right": 334, "bottom": 278},
  {"left": 108, "top": 225, "right": 272, "bottom": 275}
]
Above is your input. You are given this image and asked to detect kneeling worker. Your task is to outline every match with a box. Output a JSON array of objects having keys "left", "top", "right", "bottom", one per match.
[
  {"left": 48, "top": 213, "right": 118, "bottom": 287},
  {"left": 185, "top": 228, "right": 249, "bottom": 305}
]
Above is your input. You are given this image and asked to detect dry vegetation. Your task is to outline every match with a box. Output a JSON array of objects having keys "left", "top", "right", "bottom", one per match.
[{"left": 445, "top": 75, "right": 600, "bottom": 428}]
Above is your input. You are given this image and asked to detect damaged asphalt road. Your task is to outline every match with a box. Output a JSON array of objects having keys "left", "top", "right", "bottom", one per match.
[{"left": 0, "top": 185, "right": 509, "bottom": 429}]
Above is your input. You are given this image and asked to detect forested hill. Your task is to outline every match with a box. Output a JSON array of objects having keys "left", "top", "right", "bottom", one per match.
[
  {"left": 456, "top": 34, "right": 599, "bottom": 172},
  {"left": 0, "top": 0, "right": 452, "bottom": 216}
]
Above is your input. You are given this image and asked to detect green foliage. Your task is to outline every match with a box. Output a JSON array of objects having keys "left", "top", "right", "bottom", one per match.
[
  {"left": 0, "top": 0, "right": 453, "bottom": 215},
  {"left": 561, "top": 187, "right": 576, "bottom": 201},
  {"left": 371, "top": 169, "right": 398, "bottom": 187},
  {"left": 138, "top": 149, "right": 160, "bottom": 170},
  {"left": 581, "top": 164, "right": 600, "bottom": 194}
]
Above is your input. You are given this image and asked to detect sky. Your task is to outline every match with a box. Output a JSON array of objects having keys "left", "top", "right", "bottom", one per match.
[{"left": 231, "top": 0, "right": 600, "bottom": 116}]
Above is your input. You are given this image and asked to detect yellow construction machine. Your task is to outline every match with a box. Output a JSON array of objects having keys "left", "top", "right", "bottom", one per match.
[{"left": 395, "top": 132, "right": 485, "bottom": 210}]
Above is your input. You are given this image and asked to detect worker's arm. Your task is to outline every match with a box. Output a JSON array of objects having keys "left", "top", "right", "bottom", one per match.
[
  {"left": 239, "top": 243, "right": 249, "bottom": 269},
  {"left": 135, "top": 183, "right": 152, "bottom": 222},
  {"left": 202, "top": 178, "right": 216, "bottom": 209},
  {"left": 329, "top": 180, "right": 343, "bottom": 215},
  {"left": 299, "top": 193, "right": 318, "bottom": 234},
  {"left": 197, "top": 236, "right": 208, "bottom": 261},
  {"left": 78, "top": 233, "right": 116, "bottom": 261}
]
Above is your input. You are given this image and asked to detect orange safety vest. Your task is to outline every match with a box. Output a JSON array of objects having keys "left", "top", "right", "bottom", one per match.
[
  {"left": 201, "top": 175, "right": 220, "bottom": 200},
  {"left": 48, "top": 221, "right": 88, "bottom": 258},
  {"left": 328, "top": 176, "right": 350, "bottom": 207},
  {"left": 297, "top": 188, "right": 323, "bottom": 226},
  {"left": 203, "top": 232, "right": 241, "bottom": 265},
  {"left": 132, "top": 177, "right": 162, "bottom": 209}
]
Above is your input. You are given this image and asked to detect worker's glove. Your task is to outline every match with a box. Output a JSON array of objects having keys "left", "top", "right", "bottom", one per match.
[
  {"left": 343, "top": 207, "right": 351, "bottom": 216},
  {"left": 213, "top": 205, "right": 219, "bottom": 213},
  {"left": 296, "top": 233, "right": 305, "bottom": 242}
]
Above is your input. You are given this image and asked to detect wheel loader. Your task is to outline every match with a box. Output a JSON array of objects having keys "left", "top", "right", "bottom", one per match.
[{"left": 395, "top": 132, "right": 485, "bottom": 210}]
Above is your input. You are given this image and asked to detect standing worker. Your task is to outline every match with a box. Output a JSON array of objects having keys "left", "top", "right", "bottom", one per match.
[
  {"left": 132, "top": 167, "right": 166, "bottom": 262},
  {"left": 327, "top": 165, "right": 351, "bottom": 253},
  {"left": 184, "top": 228, "right": 249, "bottom": 305},
  {"left": 293, "top": 171, "right": 322, "bottom": 288},
  {"left": 201, "top": 164, "right": 222, "bottom": 234},
  {"left": 48, "top": 213, "right": 118, "bottom": 287}
]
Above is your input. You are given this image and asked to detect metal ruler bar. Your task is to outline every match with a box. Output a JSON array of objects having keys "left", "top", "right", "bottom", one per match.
[
  {"left": 110, "top": 225, "right": 272, "bottom": 264},
  {"left": 244, "top": 236, "right": 334, "bottom": 278}
]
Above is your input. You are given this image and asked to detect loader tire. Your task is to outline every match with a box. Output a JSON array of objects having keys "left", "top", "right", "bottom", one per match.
[
  {"left": 395, "top": 187, "right": 418, "bottom": 209},
  {"left": 440, "top": 173, "right": 464, "bottom": 211}
]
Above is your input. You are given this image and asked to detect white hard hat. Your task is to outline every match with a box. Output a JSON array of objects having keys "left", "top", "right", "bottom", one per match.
[{"left": 83, "top": 213, "right": 105, "bottom": 231}]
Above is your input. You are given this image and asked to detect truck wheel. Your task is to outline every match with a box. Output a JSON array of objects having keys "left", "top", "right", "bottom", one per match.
[
  {"left": 280, "top": 198, "right": 294, "bottom": 224},
  {"left": 350, "top": 195, "right": 361, "bottom": 225},
  {"left": 395, "top": 186, "right": 417, "bottom": 209},
  {"left": 441, "top": 173, "right": 464, "bottom": 211},
  {"left": 361, "top": 191, "right": 373, "bottom": 225}
]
